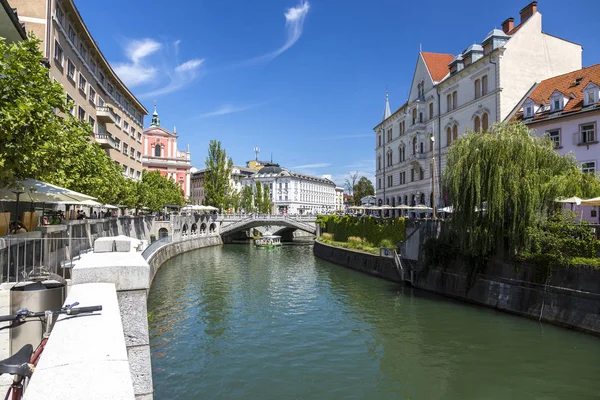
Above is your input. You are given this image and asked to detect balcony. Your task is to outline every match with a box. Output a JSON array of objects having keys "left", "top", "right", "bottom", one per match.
[
  {"left": 408, "top": 152, "right": 428, "bottom": 161},
  {"left": 95, "top": 133, "right": 118, "bottom": 150},
  {"left": 96, "top": 106, "right": 118, "bottom": 124},
  {"left": 406, "top": 121, "right": 427, "bottom": 134}
]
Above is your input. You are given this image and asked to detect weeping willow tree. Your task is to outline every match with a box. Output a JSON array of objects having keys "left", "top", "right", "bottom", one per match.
[{"left": 443, "top": 122, "right": 600, "bottom": 260}]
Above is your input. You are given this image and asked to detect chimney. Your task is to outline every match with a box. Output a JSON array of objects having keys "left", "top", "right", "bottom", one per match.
[
  {"left": 501, "top": 17, "right": 514, "bottom": 34},
  {"left": 519, "top": 1, "right": 538, "bottom": 24}
]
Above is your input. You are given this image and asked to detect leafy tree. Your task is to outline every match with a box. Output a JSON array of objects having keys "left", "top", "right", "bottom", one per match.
[
  {"left": 261, "top": 183, "right": 272, "bottom": 214},
  {"left": 443, "top": 122, "right": 600, "bottom": 260},
  {"left": 204, "top": 140, "right": 233, "bottom": 211},
  {"left": 0, "top": 37, "right": 67, "bottom": 187},
  {"left": 353, "top": 177, "right": 375, "bottom": 205},
  {"left": 241, "top": 185, "right": 254, "bottom": 212},
  {"left": 136, "top": 170, "right": 184, "bottom": 212},
  {"left": 254, "top": 182, "right": 263, "bottom": 213},
  {"left": 226, "top": 190, "right": 242, "bottom": 212},
  {"left": 344, "top": 172, "right": 358, "bottom": 196}
]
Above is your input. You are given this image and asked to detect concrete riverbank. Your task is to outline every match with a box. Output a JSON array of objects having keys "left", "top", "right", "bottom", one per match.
[{"left": 314, "top": 240, "right": 600, "bottom": 335}]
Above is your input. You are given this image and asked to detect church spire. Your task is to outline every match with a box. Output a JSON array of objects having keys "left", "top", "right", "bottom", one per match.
[
  {"left": 150, "top": 100, "right": 160, "bottom": 127},
  {"left": 383, "top": 90, "right": 391, "bottom": 121}
]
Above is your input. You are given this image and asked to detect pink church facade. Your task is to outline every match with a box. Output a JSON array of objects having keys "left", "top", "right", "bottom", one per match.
[{"left": 142, "top": 107, "right": 192, "bottom": 199}]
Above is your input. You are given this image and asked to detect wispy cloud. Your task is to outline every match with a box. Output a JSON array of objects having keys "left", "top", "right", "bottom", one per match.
[
  {"left": 113, "top": 38, "right": 206, "bottom": 98},
  {"left": 291, "top": 163, "right": 332, "bottom": 169},
  {"left": 196, "top": 102, "right": 266, "bottom": 119},
  {"left": 238, "top": 1, "right": 310, "bottom": 66},
  {"left": 113, "top": 39, "right": 161, "bottom": 87}
]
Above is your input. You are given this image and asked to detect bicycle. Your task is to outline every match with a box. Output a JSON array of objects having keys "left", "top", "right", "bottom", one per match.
[{"left": 0, "top": 302, "right": 102, "bottom": 399}]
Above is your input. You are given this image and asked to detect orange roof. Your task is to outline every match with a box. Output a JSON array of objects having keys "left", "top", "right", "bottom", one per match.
[
  {"left": 421, "top": 52, "right": 454, "bottom": 82},
  {"left": 516, "top": 64, "right": 600, "bottom": 122}
]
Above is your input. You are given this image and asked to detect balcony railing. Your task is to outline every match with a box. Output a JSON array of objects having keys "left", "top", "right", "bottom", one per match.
[
  {"left": 96, "top": 106, "right": 118, "bottom": 124},
  {"left": 95, "top": 133, "right": 118, "bottom": 150}
]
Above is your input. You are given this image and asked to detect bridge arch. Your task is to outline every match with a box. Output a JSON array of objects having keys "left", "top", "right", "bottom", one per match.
[
  {"left": 219, "top": 216, "right": 317, "bottom": 237},
  {"left": 200, "top": 223, "right": 207, "bottom": 235},
  {"left": 209, "top": 223, "right": 216, "bottom": 233},
  {"left": 158, "top": 228, "right": 169, "bottom": 239},
  {"left": 191, "top": 223, "right": 198, "bottom": 235}
]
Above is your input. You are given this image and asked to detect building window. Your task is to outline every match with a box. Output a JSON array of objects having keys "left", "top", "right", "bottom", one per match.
[
  {"left": 447, "top": 94, "right": 451, "bottom": 112},
  {"left": 580, "top": 123, "right": 596, "bottom": 144},
  {"left": 378, "top": 135, "right": 381, "bottom": 147},
  {"left": 399, "top": 121, "right": 405, "bottom": 135},
  {"left": 66, "top": 94, "right": 74, "bottom": 115},
  {"left": 99, "top": 72, "right": 105, "bottom": 86},
  {"left": 155, "top": 144, "right": 161, "bottom": 157},
  {"left": 67, "top": 59, "right": 75, "bottom": 81},
  {"left": 78, "top": 106, "right": 85, "bottom": 121},
  {"left": 89, "top": 87, "right": 96, "bottom": 105},
  {"left": 55, "top": 5, "right": 64, "bottom": 26},
  {"left": 78, "top": 73, "right": 86, "bottom": 92},
  {"left": 387, "top": 128, "right": 392, "bottom": 142},
  {"left": 123, "top": 143, "right": 129, "bottom": 154},
  {"left": 419, "top": 167, "right": 424, "bottom": 180},
  {"left": 137, "top": 132, "right": 142, "bottom": 142},
  {"left": 482, "top": 113, "right": 489, "bottom": 131},
  {"left": 54, "top": 40, "right": 63, "bottom": 67},
  {"left": 123, "top": 121, "right": 129, "bottom": 132},
  {"left": 552, "top": 98, "right": 562, "bottom": 111},
  {"left": 452, "top": 91, "right": 457, "bottom": 109},
  {"left": 410, "top": 168, "right": 414, "bottom": 182},
  {"left": 388, "top": 175, "right": 393, "bottom": 187},
  {"left": 525, "top": 105, "right": 533, "bottom": 117},
  {"left": 429, "top": 103, "right": 434, "bottom": 120},
  {"left": 582, "top": 162, "right": 596, "bottom": 175},
  {"left": 378, "top": 178, "right": 381, "bottom": 189},
  {"left": 88, "top": 116, "right": 95, "bottom": 132},
  {"left": 412, "top": 137, "right": 417, "bottom": 155},
  {"left": 412, "top": 108, "right": 417, "bottom": 125},
  {"left": 482, "top": 75, "right": 488, "bottom": 95},
  {"left": 446, "top": 127, "right": 452, "bottom": 145},
  {"left": 90, "top": 59, "right": 96, "bottom": 73},
  {"left": 79, "top": 43, "right": 87, "bottom": 62},
  {"left": 453, "top": 125, "right": 458, "bottom": 141},
  {"left": 68, "top": 25, "right": 76, "bottom": 44},
  {"left": 474, "top": 116, "right": 481, "bottom": 132},
  {"left": 546, "top": 129, "right": 560, "bottom": 148},
  {"left": 475, "top": 79, "right": 481, "bottom": 99}
]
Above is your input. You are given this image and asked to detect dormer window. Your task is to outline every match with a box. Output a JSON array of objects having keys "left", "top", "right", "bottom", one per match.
[
  {"left": 550, "top": 91, "right": 566, "bottom": 112},
  {"left": 525, "top": 106, "right": 533, "bottom": 117},
  {"left": 553, "top": 99, "right": 561, "bottom": 110},
  {"left": 583, "top": 83, "right": 599, "bottom": 106}
]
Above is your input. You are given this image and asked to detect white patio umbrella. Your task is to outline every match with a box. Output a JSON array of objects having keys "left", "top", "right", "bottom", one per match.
[
  {"left": 556, "top": 197, "right": 583, "bottom": 205},
  {"left": 440, "top": 206, "right": 454, "bottom": 213},
  {"left": 410, "top": 204, "right": 433, "bottom": 210},
  {"left": 103, "top": 204, "right": 118, "bottom": 209}
]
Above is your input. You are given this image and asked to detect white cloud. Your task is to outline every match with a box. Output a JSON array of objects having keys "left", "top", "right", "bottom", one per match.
[
  {"left": 175, "top": 59, "right": 204, "bottom": 73},
  {"left": 113, "top": 38, "right": 161, "bottom": 87},
  {"left": 291, "top": 163, "right": 332, "bottom": 169},
  {"left": 239, "top": 1, "right": 310, "bottom": 66},
  {"left": 196, "top": 102, "right": 265, "bottom": 119}
]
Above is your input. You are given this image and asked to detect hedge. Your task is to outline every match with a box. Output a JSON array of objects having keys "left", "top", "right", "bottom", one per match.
[{"left": 316, "top": 215, "right": 406, "bottom": 246}]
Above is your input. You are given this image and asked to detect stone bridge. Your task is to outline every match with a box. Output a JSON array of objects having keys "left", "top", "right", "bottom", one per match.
[{"left": 218, "top": 214, "right": 317, "bottom": 237}]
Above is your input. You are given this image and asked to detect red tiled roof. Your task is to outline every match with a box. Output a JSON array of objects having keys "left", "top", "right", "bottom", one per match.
[
  {"left": 421, "top": 52, "right": 454, "bottom": 82},
  {"left": 515, "top": 64, "right": 600, "bottom": 122}
]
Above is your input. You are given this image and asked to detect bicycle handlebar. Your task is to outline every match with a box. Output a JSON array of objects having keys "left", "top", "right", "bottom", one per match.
[{"left": 0, "top": 305, "right": 103, "bottom": 325}]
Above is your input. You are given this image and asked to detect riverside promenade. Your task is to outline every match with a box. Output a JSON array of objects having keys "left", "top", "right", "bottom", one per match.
[{"left": 0, "top": 214, "right": 223, "bottom": 399}]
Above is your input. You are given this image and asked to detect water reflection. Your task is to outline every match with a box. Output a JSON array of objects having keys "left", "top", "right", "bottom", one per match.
[{"left": 148, "top": 244, "right": 600, "bottom": 400}]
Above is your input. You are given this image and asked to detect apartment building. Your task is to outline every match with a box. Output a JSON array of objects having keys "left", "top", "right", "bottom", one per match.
[
  {"left": 512, "top": 64, "right": 600, "bottom": 222},
  {"left": 374, "top": 1, "right": 582, "bottom": 214},
  {"left": 11, "top": 0, "right": 148, "bottom": 180},
  {"left": 0, "top": 0, "right": 26, "bottom": 43}
]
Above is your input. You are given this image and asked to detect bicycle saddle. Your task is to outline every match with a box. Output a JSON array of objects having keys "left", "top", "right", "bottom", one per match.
[{"left": 0, "top": 344, "right": 34, "bottom": 377}]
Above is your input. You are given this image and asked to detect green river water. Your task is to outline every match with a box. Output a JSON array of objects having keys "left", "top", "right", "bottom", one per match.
[{"left": 148, "top": 244, "right": 600, "bottom": 399}]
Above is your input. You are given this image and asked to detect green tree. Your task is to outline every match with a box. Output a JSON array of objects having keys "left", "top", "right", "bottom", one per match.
[
  {"left": 443, "top": 122, "right": 600, "bottom": 259},
  {"left": 254, "top": 182, "right": 263, "bottom": 213},
  {"left": 241, "top": 185, "right": 254, "bottom": 212},
  {"left": 204, "top": 140, "right": 233, "bottom": 211},
  {"left": 137, "top": 170, "right": 184, "bottom": 212},
  {"left": 353, "top": 177, "right": 375, "bottom": 205},
  {"left": 261, "top": 183, "right": 272, "bottom": 214}
]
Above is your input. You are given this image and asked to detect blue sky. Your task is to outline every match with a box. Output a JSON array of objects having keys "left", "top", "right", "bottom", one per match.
[{"left": 76, "top": 0, "right": 600, "bottom": 186}]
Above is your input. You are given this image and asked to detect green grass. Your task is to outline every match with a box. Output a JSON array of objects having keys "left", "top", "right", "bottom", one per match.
[{"left": 317, "top": 236, "right": 379, "bottom": 255}]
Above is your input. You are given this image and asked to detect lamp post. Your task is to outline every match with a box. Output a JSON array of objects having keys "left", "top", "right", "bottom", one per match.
[{"left": 429, "top": 133, "right": 437, "bottom": 220}]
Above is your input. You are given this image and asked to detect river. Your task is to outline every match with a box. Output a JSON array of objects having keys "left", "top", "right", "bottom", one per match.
[{"left": 148, "top": 244, "right": 600, "bottom": 399}]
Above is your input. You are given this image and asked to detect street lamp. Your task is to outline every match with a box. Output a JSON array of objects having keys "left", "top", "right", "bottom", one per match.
[{"left": 429, "top": 133, "right": 437, "bottom": 220}]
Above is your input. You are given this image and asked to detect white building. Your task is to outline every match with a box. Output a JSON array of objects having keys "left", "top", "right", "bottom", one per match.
[
  {"left": 335, "top": 186, "right": 344, "bottom": 212},
  {"left": 189, "top": 165, "right": 254, "bottom": 205},
  {"left": 242, "top": 163, "right": 336, "bottom": 214},
  {"left": 374, "top": 1, "right": 582, "bottom": 214}
]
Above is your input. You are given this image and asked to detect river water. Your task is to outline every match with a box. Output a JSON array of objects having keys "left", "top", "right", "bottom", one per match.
[{"left": 148, "top": 244, "right": 600, "bottom": 399}]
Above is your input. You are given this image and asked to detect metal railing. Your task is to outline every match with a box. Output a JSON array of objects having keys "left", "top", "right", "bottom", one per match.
[{"left": 141, "top": 236, "right": 171, "bottom": 260}]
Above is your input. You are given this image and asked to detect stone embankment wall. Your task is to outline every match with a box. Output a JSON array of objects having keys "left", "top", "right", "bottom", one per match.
[
  {"left": 315, "top": 222, "right": 600, "bottom": 336},
  {"left": 313, "top": 241, "right": 402, "bottom": 283}
]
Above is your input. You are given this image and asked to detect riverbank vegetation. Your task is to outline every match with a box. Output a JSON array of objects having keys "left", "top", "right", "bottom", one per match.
[
  {"left": 318, "top": 233, "right": 379, "bottom": 255},
  {"left": 0, "top": 37, "right": 184, "bottom": 209},
  {"left": 316, "top": 215, "right": 406, "bottom": 248},
  {"left": 425, "top": 122, "right": 600, "bottom": 278}
]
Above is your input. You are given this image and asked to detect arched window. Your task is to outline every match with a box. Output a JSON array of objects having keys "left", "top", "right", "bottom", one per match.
[
  {"left": 404, "top": 195, "right": 408, "bottom": 205},
  {"left": 412, "top": 137, "right": 417, "bottom": 155},
  {"left": 453, "top": 125, "right": 458, "bottom": 141},
  {"left": 420, "top": 193, "right": 426, "bottom": 205},
  {"left": 482, "top": 75, "right": 488, "bottom": 95},
  {"left": 154, "top": 144, "right": 161, "bottom": 157},
  {"left": 446, "top": 127, "right": 452, "bottom": 146},
  {"left": 474, "top": 116, "right": 481, "bottom": 132},
  {"left": 475, "top": 78, "right": 481, "bottom": 99},
  {"left": 412, "top": 108, "right": 417, "bottom": 125},
  {"left": 482, "top": 113, "right": 489, "bottom": 132}
]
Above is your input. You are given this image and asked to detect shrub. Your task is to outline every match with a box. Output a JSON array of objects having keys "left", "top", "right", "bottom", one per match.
[
  {"left": 318, "top": 215, "right": 406, "bottom": 245},
  {"left": 347, "top": 236, "right": 363, "bottom": 249},
  {"left": 379, "top": 238, "right": 395, "bottom": 249},
  {"left": 321, "top": 232, "right": 333, "bottom": 242}
]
